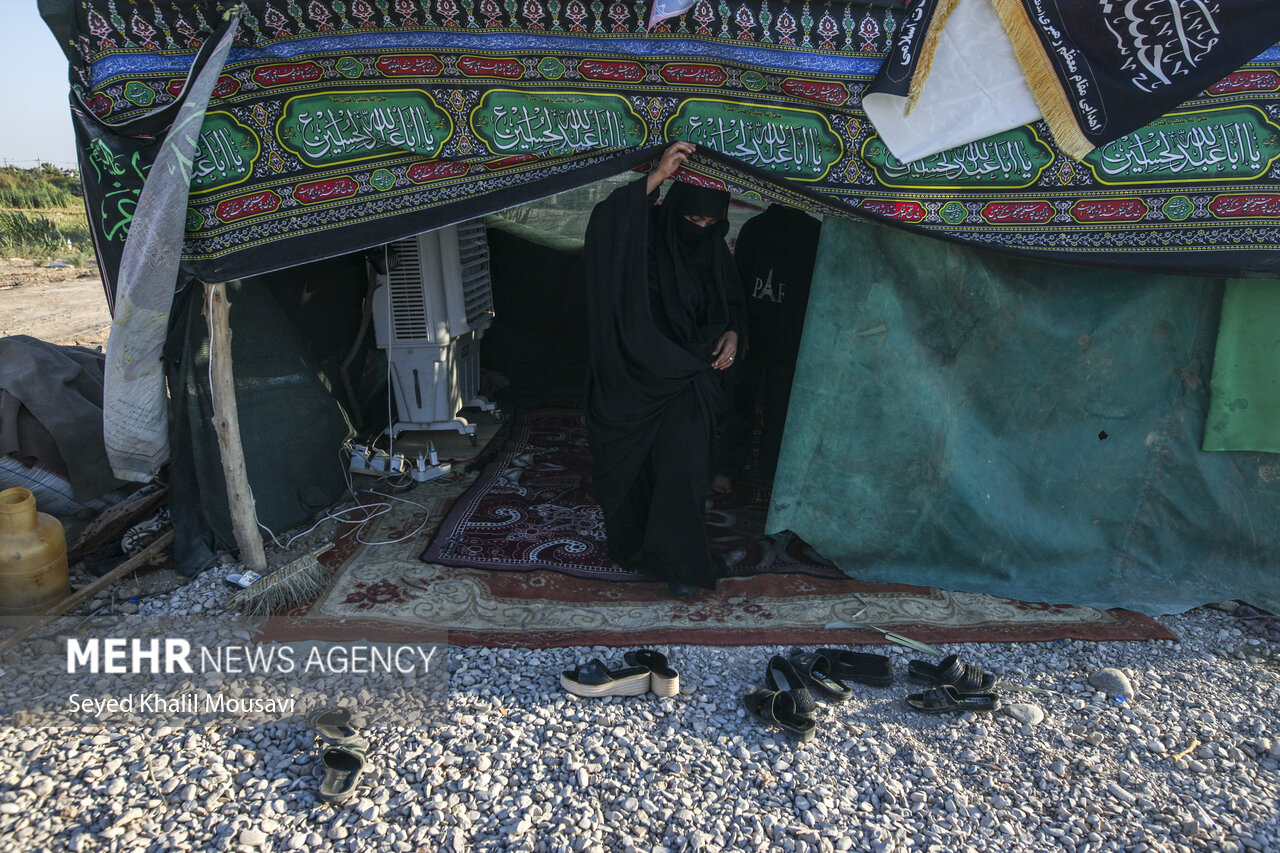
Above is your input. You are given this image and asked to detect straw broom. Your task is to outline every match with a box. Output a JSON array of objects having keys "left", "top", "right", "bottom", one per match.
[{"left": 226, "top": 543, "right": 335, "bottom": 619}]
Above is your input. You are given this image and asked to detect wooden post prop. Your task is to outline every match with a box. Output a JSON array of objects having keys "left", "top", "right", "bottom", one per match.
[{"left": 204, "top": 282, "right": 268, "bottom": 572}]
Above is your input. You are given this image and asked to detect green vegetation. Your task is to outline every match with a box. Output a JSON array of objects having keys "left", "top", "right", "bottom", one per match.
[
  {"left": 0, "top": 211, "right": 90, "bottom": 260},
  {"left": 0, "top": 164, "right": 81, "bottom": 209},
  {"left": 0, "top": 165, "right": 91, "bottom": 261}
]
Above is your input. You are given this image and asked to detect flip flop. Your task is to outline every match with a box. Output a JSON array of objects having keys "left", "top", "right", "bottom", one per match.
[
  {"left": 308, "top": 706, "right": 361, "bottom": 745},
  {"left": 623, "top": 649, "right": 680, "bottom": 697},
  {"left": 787, "top": 649, "right": 853, "bottom": 703},
  {"left": 908, "top": 654, "right": 996, "bottom": 693},
  {"left": 561, "top": 659, "right": 652, "bottom": 697},
  {"left": 905, "top": 685, "right": 1001, "bottom": 715},
  {"left": 815, "top": 648, "right": 894, "bottom": 687},
  {"left": 764, "top": 654, "right": 818, "bottom": 719},
  {"left": 742, "top": 688, "right": 817, "bottom": 742},
  {"left": 318, "top": 741, "right": 368, "bottom": 804}
]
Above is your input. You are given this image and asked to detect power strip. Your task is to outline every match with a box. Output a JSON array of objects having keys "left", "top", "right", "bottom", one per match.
[
  {"left": 349, "top": 446, "right": 407, "bottom": 477},
  {"left": 411, "top": 461, "right": 452, "bottom": 482}
]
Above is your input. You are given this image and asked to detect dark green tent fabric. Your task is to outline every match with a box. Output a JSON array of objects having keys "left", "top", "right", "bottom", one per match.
[
  {"left": 1203, "top": 279, "right": 1280, "bottom": 453},
  {"left": 166, "top": 279, "right": 355, "bottom": 574},
  {"left": 769, "top": 218, "right": 1280, "bottom": 616},
  {"left": 481, "top": 222, "right": 589, "bottom": 408}
]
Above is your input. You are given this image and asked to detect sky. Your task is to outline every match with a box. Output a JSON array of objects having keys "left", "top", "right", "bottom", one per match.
[{"left": 1, "top": 3, "right": 80, "bottom": 169}]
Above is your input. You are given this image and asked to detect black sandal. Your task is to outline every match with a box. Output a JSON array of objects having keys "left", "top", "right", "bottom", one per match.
[
  {"left": 743, "top": 688, "right": 817, "bottom": 741},
  {"left": 561, "top": 659, "right": 651, "bottom": 697},
  {"left": 908, "top": 654, "right": 995, "bottom": 693},
  {"left": 319, "top": 741, "right": 369, "bottom": 804},
  {"left": 787, "top": 649, "right": 853, "bottom": 702},
  {"left": 623, "top": 649, "right": 680, "bottom": 697},
  {"left": 764, "top": 654, "right": 818, "bottom": 718},
  {"left": 905, "top": 685, "right": 1000, "bottom": 714},
  {"left": 815, "top": 648, "right": 893, "bottom": 687},
  {"left": 309, "top": 706, "right": 361, "bottom": 745}
]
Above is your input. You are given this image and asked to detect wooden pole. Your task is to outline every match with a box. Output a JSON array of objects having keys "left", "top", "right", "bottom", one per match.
[
  {"left": 67, "top": 486, "right": 168, "bottom": 565},
  {"left": 0, "top": 531, "right": 175, "bottom": 658},
  {"left": 204, "top": 282, "right": 267, "bottom": 572}
]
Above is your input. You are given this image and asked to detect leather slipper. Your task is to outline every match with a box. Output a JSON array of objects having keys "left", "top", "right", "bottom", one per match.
[
  {"left": 815, "top": 648, "right": 894, "bottom": 687},
  {"left": 319, "top": 741, "right": 368, "bottom": 804},
  {"left": 561, "top": 659, "right": 651, "bottom": 697},
  {"left": 743, "top": 688, "right": 817, "bottom": 742},
  {"left": 764, "top": 654, "right": 818, "bottom": 719},
  {"left": 623, "top": 649, "right": 680, "bottom": 697},
  {"left": 787, "top": 649, "right": 853, "bottom": 702},
  {"left": 309, "top": 706, "right": 361, "bottom": 745},
  {"left": 908, "top": 654, "right": 996, "bottom": 693},
  {"left": 905, "top": 685, "right": 1000, "bottom": 714}
]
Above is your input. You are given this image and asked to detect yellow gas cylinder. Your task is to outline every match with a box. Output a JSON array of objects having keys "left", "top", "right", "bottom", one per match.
[{"left": 0, "top": 487, "right": 71, "bottom": 627}]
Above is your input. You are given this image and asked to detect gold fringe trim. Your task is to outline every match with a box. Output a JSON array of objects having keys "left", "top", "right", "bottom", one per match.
[
  {"left": 988, "top": 0, "right": 1094, "bottom": 160},
  {"left": 904, "top": 0, "right": 961, "bottom": 117}
]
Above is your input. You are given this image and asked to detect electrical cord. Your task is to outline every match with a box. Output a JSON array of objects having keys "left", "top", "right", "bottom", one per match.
[
  {"left": 73, "top": 587, "right": 173, "bottom": 631},
  {"left": 342, "top": 440, "right": 434, "bottom": 545},
  {"left": 353, "top": 487, "right": 432, "bottom": 546},
  {"left": 204, "top": 276, "right": 422, "bottom": 553},
  {"left": 281, "top": 443, "right": 433, "bottom": 549},
  {"left": 258, "top": 518, "right": 284, "bottom": 549}
]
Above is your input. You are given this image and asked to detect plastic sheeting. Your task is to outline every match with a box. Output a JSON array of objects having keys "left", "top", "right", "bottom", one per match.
[
  {"left": 769, "top": 218, "right": 1280, "bottom": 616},
  {"left": 1203, "top": 279, "right": 1280, "bottom": 453}
]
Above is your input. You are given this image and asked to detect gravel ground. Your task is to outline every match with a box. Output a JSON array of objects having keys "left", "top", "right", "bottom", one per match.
[{"left": 0, "top": 563, "right": 1277, "bottom": 853}]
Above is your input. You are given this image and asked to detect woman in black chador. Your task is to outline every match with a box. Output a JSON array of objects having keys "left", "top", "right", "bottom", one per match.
[{"left": 583, "top": 141, "right": 744, "bottom": 592}]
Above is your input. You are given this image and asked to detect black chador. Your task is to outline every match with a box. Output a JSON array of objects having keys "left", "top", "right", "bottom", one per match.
[{"left": 583, "top": 178, "right": 745, "bottom": 589}]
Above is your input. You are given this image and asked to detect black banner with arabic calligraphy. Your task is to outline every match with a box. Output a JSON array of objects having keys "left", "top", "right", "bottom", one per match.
[
  {"left": 993, "top": 0, "right": 1280, "bottom": 158},
  {"left": 60, "top": 0, "right": 1280, "bottom": 289}
]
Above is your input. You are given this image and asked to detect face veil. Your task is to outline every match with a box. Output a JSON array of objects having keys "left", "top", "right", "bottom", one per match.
[
  {"left": 649, "top": 181, "right": 734, "bottom": 352},
  {"left": 662, "top": 181, "right": 730, "bottom": 267}
]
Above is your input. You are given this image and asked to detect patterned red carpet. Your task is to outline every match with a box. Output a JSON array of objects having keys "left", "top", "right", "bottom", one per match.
[
  {"left": 420, "top": 408, "right": 844, "bottom": 581},
  {"left": 258, "top": 414, "right": 1175, "bottom": 647}
]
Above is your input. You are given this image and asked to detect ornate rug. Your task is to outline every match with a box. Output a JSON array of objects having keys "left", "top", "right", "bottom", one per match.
[
  {"left": 420, "top": 408, "right": 845, "bottom": 581},
  {"left": 258, "top": 471, "right": 1175, "bottom": 647}
]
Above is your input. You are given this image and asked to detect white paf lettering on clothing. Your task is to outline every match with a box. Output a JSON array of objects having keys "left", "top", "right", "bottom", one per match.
[{"left": 752, "top": 269, "right": 788, "bottom": 303}]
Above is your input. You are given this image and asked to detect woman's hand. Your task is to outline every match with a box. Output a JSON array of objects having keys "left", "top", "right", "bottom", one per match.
[
  {"left": 711, "top": 330, "right": 738, "bottom": 371},
  {"left": 646, "top": 141, "right": 696, "bottom": 195}
]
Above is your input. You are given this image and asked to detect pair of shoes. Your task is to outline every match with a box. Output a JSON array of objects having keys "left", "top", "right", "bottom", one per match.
[
  {"left": 308, "top": 707, "right": 369, "bottom": 804},
  {"left": 741, "top": 652, "right": 830, "bottom": 742},
  {"left": 904, "top": 654, "right": 1001, "bottom": 715},
  {"left": 561, "top": 649, "right": 680, "bottom": 698}
]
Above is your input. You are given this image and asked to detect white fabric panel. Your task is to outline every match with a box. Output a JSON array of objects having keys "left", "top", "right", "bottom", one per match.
[
  {"left": 862, "top": 0, "right": 1041, "bottom": 164},
  {"left": 103, "top": 18, "right": 240, "bottom": 482}
]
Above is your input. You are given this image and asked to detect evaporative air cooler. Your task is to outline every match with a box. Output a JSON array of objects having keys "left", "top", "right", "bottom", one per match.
[{"left": 372, "top": 220, "right": 498, "bottom": 442}]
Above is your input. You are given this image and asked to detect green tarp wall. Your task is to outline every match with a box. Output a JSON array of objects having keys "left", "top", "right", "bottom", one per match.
[
  {"left": 770, "top": 218, "right": 1280, "bottom": 616},
  {"left": 1204, "top": 280, "right": 1280, "bottom": 454}
]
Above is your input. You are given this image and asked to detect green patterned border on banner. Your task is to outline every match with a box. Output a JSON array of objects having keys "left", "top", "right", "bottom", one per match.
[{"left": 68, "top": 1, "right": 1280, "bottom": 284}]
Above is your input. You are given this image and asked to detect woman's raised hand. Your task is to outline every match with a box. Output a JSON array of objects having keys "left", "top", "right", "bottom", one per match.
[{"left": 647, "top": 141, "right": 697, "bottom": 194}]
